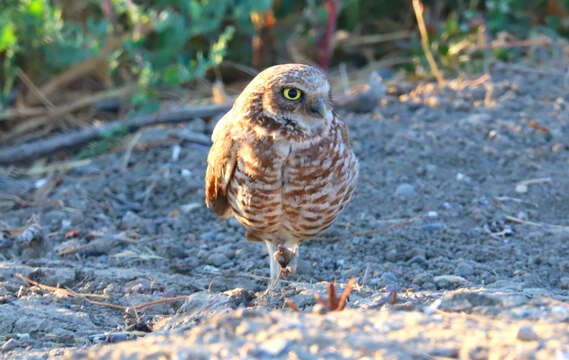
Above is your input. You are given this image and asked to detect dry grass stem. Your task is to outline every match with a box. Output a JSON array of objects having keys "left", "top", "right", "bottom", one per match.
[
  {"left": 23, "top": 159, "right": 92, "bottom": 177},
  {"left": 122, "top": 130, "right": 144, "bottom": 171},
  {"left": 340, "top": 30, "right": 415, "bottom": 48},
  {"left": 505, "top": 216, "right": 569, "bottom": 232},
  {"left": 412, "top": 0, "right": 445, "bottom": 85}
]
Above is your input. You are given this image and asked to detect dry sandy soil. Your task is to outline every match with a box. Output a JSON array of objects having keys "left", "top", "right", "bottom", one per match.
[{"left": 1, "top": 60, "right": 569, "bottom": 359}]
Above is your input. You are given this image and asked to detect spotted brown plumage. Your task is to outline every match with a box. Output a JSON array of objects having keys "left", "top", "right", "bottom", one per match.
[{"left": 205, "top": 64, "right": 358, "bottom": 288}]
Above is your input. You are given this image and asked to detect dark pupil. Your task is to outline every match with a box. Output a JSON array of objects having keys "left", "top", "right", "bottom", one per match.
[{"left": 288, "top": 89, "right": 297, "bottom": 98}]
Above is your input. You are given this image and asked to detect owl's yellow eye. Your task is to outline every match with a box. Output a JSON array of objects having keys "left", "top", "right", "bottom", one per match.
[{"left": 282, "top": 88, "right": 302, "bottom": 101}]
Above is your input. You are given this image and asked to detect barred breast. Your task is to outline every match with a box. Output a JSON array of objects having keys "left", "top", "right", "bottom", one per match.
[{"left": 226, "top": 118, "right": 358, "bottom": 243}]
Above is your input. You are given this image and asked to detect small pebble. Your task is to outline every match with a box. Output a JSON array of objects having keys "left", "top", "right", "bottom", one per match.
[
  {"left": 395, "top": 183, "right": 416, "bottom": 198},
  {"left": 171, "top": 144, "right": 181, "bottom": 161},
  {"left": 560, "top": 277, "right": 569, "bottom": 290},
  {"left": 381, "top": 272, "right": 398, "bottom": 284},
  {"left": 427, "top": 211, "right": 438, "bottom": 218},
  {"left": 15, "top": 333, "right": 30, "bottom": 341},
  {"left": 203, "top": 265, "right": 219, "bottom": 273},
  {"left": 200, "top": 232, "right": 217, "bottom": 242},
  {"left": 121, "top": 211, "right": 144, "bottom": 229},
  {"left": 413, "top": 273, "right": 433, "bottom": 286},
  {"left": 181, "top": 203, "right": 201, "bottom": 213},
  {"left": 34, "top": 178, "right": 48, "bottom": 189},
  {"left": 407, "top": 255, "right": 427, "bottom": 266},
  {"left": 419, "top": 223, "right": 446, "bottom": 232},
  {"left": 434, "top": 275, "right": 467, "bottom": 289},
  {"left": 515, "top": 183, "right": 528, "bottom": 194},
  {"left": 517, "top": 326, "right": 538, "bottom": 341},
  {"left": 207, "top": 253, "right": 230, "bottom": 267},
  {"left": 456, "top": 262, "right": 474, "bottom": 277}
]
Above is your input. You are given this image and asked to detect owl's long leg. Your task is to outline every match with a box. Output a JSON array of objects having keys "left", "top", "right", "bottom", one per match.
[{"left": 265, "top": 241, "right": 281, "bottom": 289}]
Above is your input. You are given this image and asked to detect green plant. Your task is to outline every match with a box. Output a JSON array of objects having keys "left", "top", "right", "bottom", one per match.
[{"left": 0, "top": 0, "right": 271, "bottom": 105}]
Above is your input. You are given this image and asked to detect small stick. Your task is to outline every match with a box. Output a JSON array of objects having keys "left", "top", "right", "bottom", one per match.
[
  {"left": 57, "top": 239, "right": 106, "bottom": 257},
  {"left": 132, "top": 296, "right": 187, "bottom": 310},
  {"left": 16, "top": 273, "right": 186, "bottom": 311},
  {"left": 505, "top": 216, "right": 569, "bottom": 231},
  {"left": 494, "top": 196, "right": 538, "bottom": 208},
  {"left": 16, "top": 69, "right": 56, "bottom": 110},
  {"left": 15, "top": 273, "right": 109, "bottom": 299},
  {"left": 412, "top": 0, "right": 445, "bottom": 85}
]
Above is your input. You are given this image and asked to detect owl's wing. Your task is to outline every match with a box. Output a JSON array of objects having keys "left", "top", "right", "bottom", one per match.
[{"left": 205, "top": 111, "right": 238, "bottom": 217}]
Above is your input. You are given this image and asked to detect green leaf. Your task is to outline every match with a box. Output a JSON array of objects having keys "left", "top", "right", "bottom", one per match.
[
  {"left": 0, "top": 23, "right": 16, "bottom": 51},
  {"left": 26, "top": 0, "right": 45, "bottom": 17},
  {"left": 210, "top": 26, "right": 235, "bottom": 65}
]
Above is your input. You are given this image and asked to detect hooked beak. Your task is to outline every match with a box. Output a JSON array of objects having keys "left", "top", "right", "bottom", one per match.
[{"left": 309, "top": 97, "right": 330, "bottom": 119}]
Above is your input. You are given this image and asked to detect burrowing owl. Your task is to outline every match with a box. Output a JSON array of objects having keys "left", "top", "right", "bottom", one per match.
[{"left": 205, "top": 64, "right": 358, "bottom": 288}]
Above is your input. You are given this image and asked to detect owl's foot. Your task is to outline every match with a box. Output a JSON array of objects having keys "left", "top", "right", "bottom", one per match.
[
  {"left": 265, "top": 241, "right": 299, "bottom": 291},
  {"left": 274, "top": 244, "right": 297, "bottom": 277}
]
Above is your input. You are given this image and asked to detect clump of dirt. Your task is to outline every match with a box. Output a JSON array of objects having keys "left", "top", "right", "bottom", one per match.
[{"left": 1, "top": 60, "right": 569, "bottom": 359}]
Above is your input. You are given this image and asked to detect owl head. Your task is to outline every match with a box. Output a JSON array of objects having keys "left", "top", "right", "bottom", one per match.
[{"left": 235, "top": 64, "right": 333, "bottom": 136}]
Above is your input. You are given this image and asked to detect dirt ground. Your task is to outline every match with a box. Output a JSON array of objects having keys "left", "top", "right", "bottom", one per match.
[{"left": 1, "top": 60, "right": 569, "bottom": 359}]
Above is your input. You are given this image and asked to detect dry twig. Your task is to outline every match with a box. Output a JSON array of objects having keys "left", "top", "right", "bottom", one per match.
[
  {"left": 505, "top": 216, "right": 569, "bottom": 232},
  {"left": 16, "top": 273, "right": 186, "bottom": 312},
  {"left": 15, "top": 273, "right": 108, "bottom": 300},
  {"left": 0, "top": 103, "right": 230, "bottom": 165}
]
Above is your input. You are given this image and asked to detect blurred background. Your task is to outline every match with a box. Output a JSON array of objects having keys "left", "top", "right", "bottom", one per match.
[{"left": 1, "top": 0, "right": 569, "bottom": 155}]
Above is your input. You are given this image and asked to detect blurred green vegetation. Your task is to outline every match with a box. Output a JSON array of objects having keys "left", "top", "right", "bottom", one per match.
[{"left": 2, "top": 0, "right": 569, "bottom": 106}]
